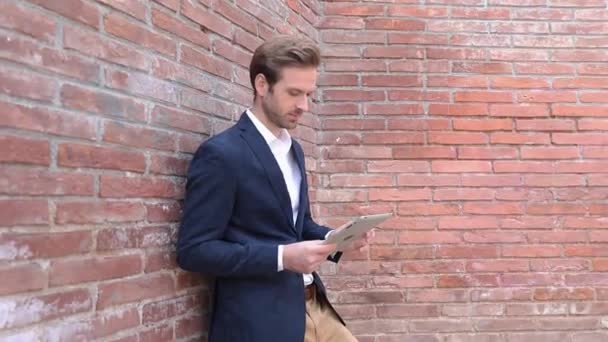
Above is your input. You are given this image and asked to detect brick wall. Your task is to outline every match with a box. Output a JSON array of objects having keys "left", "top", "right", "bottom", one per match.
[
  {"left": 0, "top": 0, "right": 318, "bottom": 340},
  {"left": 315, "top": 1, "right": 608, "bottom": 342},
  {"left": 1, "top": 0, "right": 607, "bottom": 341}
]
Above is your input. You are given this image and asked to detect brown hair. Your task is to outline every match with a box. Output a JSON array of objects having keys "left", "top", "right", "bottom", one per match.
[{"left": 249, "top": 35, "right": 321, "bottom": 96}]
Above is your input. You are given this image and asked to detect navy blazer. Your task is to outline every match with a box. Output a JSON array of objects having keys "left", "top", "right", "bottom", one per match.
[{"left": 177, "top": 112, "right": 343, "bottom": 342}]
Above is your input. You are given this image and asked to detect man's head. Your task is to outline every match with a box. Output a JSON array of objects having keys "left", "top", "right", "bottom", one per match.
[{"left": 249, "top": 35, "right": 321, "bottom": 133}]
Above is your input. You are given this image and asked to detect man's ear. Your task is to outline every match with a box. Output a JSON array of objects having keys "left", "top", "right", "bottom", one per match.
[{"left": 254, "top": 74, "right": 268, "bottom": 97}]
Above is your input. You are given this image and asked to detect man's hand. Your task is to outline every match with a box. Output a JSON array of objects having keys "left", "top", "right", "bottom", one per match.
[{"left": 283, "top": 240, "right": 337, "bottom": 274}]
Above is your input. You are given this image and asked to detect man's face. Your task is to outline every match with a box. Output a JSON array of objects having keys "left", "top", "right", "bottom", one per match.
[{"left": 257, "top": 66, "right": 317, "bottom": 131}]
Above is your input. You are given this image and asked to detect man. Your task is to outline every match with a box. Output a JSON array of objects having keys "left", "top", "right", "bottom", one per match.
[{"left": 177, "top": 35, "right": 372, "bottom": 341}]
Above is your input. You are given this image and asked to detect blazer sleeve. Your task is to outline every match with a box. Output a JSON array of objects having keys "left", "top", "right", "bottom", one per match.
[{"left": 176, "top": 141, "right": 278, "bottom": 277}]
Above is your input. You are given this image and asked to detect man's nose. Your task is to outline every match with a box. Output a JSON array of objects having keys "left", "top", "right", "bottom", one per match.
[{"left": 297, "top": 94, "right": 309, "bottom": 112}]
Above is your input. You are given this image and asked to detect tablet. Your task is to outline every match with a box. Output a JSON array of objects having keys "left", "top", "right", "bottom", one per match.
[{"left": 324, "top": 213, "right": 392, "bottom": 252}]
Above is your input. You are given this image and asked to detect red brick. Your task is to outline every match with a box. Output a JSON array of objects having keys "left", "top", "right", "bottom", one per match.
[
  {"left": 0, "top": 65, "right": 57, "bottom": 102},
  {"left": 362, "top": 75, "right": 422, "bottom": 88},
  {"left": 315, "top": 189, "right": 366, "bottom": 202},
  {"left": 324, "top": 146, "right": 391, "bottom": 160},
  {"left": 431, "top": 22, "right": 489, "bottom": 35},
  {"left": 438, "top": 275, "right": 499, "bottom": 288},
  {"left": 61, "top": 84, "right": 146, "bottom": 122},
  {"left": 324, "top": 3, "right": 384, "bottom": 16},
  {"left": 97, "top": 273, "right": 175, "bottom": 309},
  {"left": 0, "top": 263, "right": 47, "bottom": 295},
  {"left": 104, "top": 12, "right": 176, "bottom": 57},
  {"left": 181, "top": 0, "right": 232, "bottom": 38},
  {"left": 516, "top": 119, "right": 576, "bottom": 131},
  {"left": 458, "top": 147, "right": 518, "bottom": 160},
  {"left": 489, "top": 49, "right": 549, "bottom": 61},
  {"left": 408, "top": 289, "right": 469, "bottom": 303},
  {"left": 364, "top": 47, "right": 424, "bottom": 59},
  {"left": 140, "top": 324, "right": 174, "bottom": 342},
  {"left": 389, "top": 33, "right": 449, "bottom": 45},
  {"left": 105, "top": 69, "right": 178, "bottom": 103},
  {"left": 176, "top": 314, "right": 205, "bottom": 338},
  {"left": 142, "top": 294, "right": 200, "bottom": 323},
  {"left": 317, "top": 161, "right": 365, "bottom": 173},
  {"left": 500, "top": 217, "right": 560, "bottom": 230},
  {"left": 150, "top": 154, "right": 189, "bottom": 176},
  {"left": 145, "top": 201, "right": 181, "bottom": 222},
  {"left": 389, "top": 90, "right": 450, "bottom": 102},
  {"left": 323, "top": 90, "right": 385, "bottom": 102},
  {"left": 454, "top": 91, "right": 513, "bottom": 102},
  {"left": 471, "top": 288, "right": 533, "bottom": 302},
  {"left": 330, "top": 175, "right": 394, "bottom": 188},
  {"left": 531, "top": 259, "right": 589, "bottom": 272},
  {"left": 453, "top": 7, "right": 510, "bottom": 18},
  {"left": 318, "top": 17, "right": 366, "bottom": 30},
  {"left": 554, "top": 133, "right": 608, "bottom": 145},
  {"left": 490, "top": 104, "right": 549, "bottom": 117},
  {"left": 97, "top": 0, "right": 147, "bottom": 20},
  {"left": 476, "top": 318, "right": 537, "bottom": 332},
  {"left": 0, "top": 135, "right": 49, "bottom": 166},
  {"left": 494, "top": 161, "right": 554, "bottom": 173},
  {"left": 518, "top": 91, "right": 577, "bottom": 103},
  {"left": 503, "top": 274, "right": 565, "bottom": 287},
  {"left": 503, "top": 245, "right": 562, "bottom": 257},
  {"left": 427, "top": 48, "right": 486, "bottom": 60},
  {"left": 429, "top": 132, "right": 489, "bottom": 144},
  {"left": 0, "top": 199, "right": 48, "bottom": 226},
  {"left": 556, "top": 161, "right": 608, "bottom": 173},
  {"left": 0, "top": 288, "right": 92, "bottom": 329},
  {"left": 367, "top": 161, "right": 430, "bottom": 173},
  {"left": 365, "top": 18, "right": 425, "bottom": 31},
  {"left": 515, "top": 63, "right": 575, "bottom": 75},
  {"left": 318, "top": 73, "right": 358, "bottom": 87},
  {"left": 145, "top": 249, "right": 177, "bottom": 272},
  {"left": 0, "top": 100, "right": 96, "bottom": 140},
  {"left": 56, "top": 200, "right": 146, "bottom": 224},
  {"left": 103, "top": 120, "right": 177, "bottom": 151},
  {"left": 393, "top": 146, "right": 456, "bottom": 159},
  {"left": 466, "top": 260, "right": 528, "bottom": 272},
  {"left": 100, "top": 175, "right": 177, "bottom": 199},
  {"left": 434, "top": 189, "right": 495, "bottom": 201},
  {"left": 50, "top": 254, "right": 142, "bottom": 286},
  {"left": 215, "top": 1, "right": 257, "bottom": 34},
  {"left": 577, "top": 118, "right": 608, "bottom": 132},
  {"left": 0, "top": 2, "right": 56, "bottom": 43},
  {"left": 30, "top": 0, "right": 99, "bottom": 28},
  {"left": 46, "top": 307, "right": 140, "bottom": 340},
  {"left": 362, "top": 132, "right": 425, "bottom": 145},
  {"left": 464, "top": 203, "right": 524, "bottom": 215},
  {"left": 152, "top": 9, "right": 209, "bottom": 49},
  {"left": 399, "top": 231, "right": 462, "bottom": 244},
  {"left": 369, "top": 189, "right": 432, "bottom": 202},
  {"left": 581, "top": 92, "right": 608, "bottom": 103},
  {"left": 454, "top": 119, "right": 513, "bottom": 131},
  {"left": 554, "top": 49, "right": 608, "bottom": 62},
  {"left": 64, "top": 26, "right": 148, "bottom": 70},
  {"left": 461, "top": 175, "right": 521, "bottom": 187},
  {"left": 554, "top": 78, "right": 608, "bottom": 89},
  {"left": 323, "top": 31, "right": 385, "bottom": 44},
  {"left": 554, "top": 105, "right": 608, "bottom": 117},
  {"left": 438, "top": 216, "right": 500, "bottom": 230},
  {"left": 325, "top": 60, "right": 385, "bottom": 73},
  {"left": 58, "top": 143, "right": 145, "bottom": 172},
  {"left": 233, "top": 27, "right": 263, "bottom": 52},
  {"left": 452, "top": 34, "right": 511, "bottom": 47},
  {"left": 181, "top": 45, "right": 232, "bottom": 80},
  {"left": 181, "top": 89, "right": 240, "bottom": 118},
  {"left": 0, "top": 167, "right": 94, "bottom": 196},
  {"left": 490, "top": 132, "right": 551, "bottom": 144},
  {"left": 432, "top": 161, "right": 492, "bottom": 173},
  {"left": 0, "top": 231, "right": 93, "bottom": 260},
  {"left": 429, "top": 104, "right": 489, "bottom": 116},
  {"left": 578, "top": 64, "right": 608, "bottom": 75},
  {"left": 318, "top": 132, "right": 361, "bottom": 145},
  {"left": 0, "top": 34, "right": 99, "bottom": 82},
  {"left": 213, "top": 38, "right": 251, "bottom": 68}
]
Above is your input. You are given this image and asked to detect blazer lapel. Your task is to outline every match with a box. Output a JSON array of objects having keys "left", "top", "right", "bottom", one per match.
[
  {"left": 238, "top": 113, "right": 296, "bottom": 231},
  {"left": 292, "top": 142, "right": 307, "bottom": 231}
]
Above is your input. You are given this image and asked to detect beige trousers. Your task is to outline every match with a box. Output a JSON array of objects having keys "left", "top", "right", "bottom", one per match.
[{"left": 304, "top": 288, "right": 358, "bottom": 342}]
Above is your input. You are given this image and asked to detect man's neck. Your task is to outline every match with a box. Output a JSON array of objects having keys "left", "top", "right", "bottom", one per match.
[{"left": 250, "top": 105, "right": 281, "bottom": 138}]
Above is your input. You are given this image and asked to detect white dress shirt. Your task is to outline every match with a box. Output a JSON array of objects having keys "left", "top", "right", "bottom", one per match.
[{"left": 246, "top": 110, "right": 315, "bottom": 286}]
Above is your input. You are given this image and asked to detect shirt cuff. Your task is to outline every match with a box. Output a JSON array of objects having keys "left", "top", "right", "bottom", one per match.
[{"left": 277, "top": 245, "right": 284, "bottom": 272}]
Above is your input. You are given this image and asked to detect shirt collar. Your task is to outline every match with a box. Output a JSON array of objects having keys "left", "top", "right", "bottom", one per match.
[{"left": 246, "top": 109, "right": 292, "bottom": 148}]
